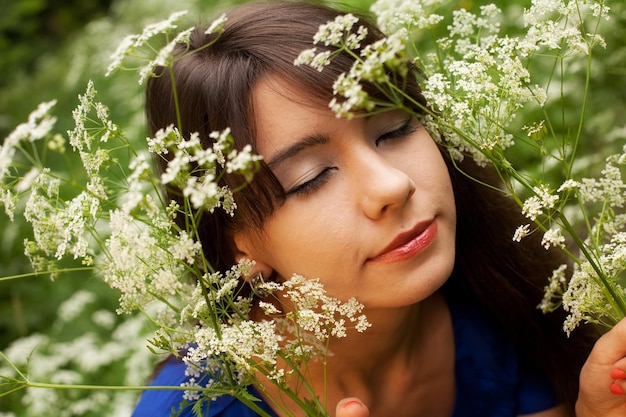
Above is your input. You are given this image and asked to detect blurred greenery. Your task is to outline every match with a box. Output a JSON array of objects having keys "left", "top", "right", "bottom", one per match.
[
  {"left": 0, "top": 0, "right": 110, "bottom": 342},
  {"left": 0, "top": 0, "right": 624, "bottom": 415}
]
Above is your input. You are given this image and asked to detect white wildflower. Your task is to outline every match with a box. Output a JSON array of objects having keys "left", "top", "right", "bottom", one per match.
[
  {"left": 205, "top": 14, "right": 227, "bottom": 35},
  {"left": 161, "top": 150, "right": 190, "bottom": 185},
  {"left": 183, "top": 174, "right": 218, "bottom": 209},
  {"left": 1, "top": 189, "right": 16, "bottom": 221},
  {"left": 578, "top": 158, "right": 626, "bottom": 207},
  {"left": 294, "top": 47, "right": 319, "bottom": 67},
  {"left": 313, "top": 14, "right": 360, "bottom": 46},
  {"left": 209, "top": 128, "right": 231, "bottom": 166},
  {"left": 80, "top": 149, "right": 110, "bottom": 176},
  {"left": 513, "top": 224, "right": 532, "bottom": 242},
  {"left": 106, "top": 11, "right": 189, "bottom": 76},
  {"left": 225, "top": 145, "right": 262, "bottom": 177},
  {"left": 169, "top": 230, "right": 202, "bottom": 265},
  {"left": 138, "top": 26, "right": 195, "bottom": 85},
  {"left": 519, "top": 0, "right": 608, "bottom": 56},
  {"left": 522, "top": 185, "right": 559, "bottom": 221},
  {"left": 69, "top": 81, "right": 96, "bottom": 152},
  {"left": 541, "top": 227, "right": 565, "bottom": 249},
  {"left": 295, "top": 49, "right": 333, "bottom": 71},
  {"left": 558, "top": 179, "right": 580, "bottom": 192},
  {"left": 1, "top": 101, "right": 57, "bottom": 184},
  {"left": 280, "top": 275, "right": 370, "bottom": 342},
  {"left": 538, "top": 264, "right": 568, "bottom": 313},
  {"left": 147, "top": 124, "right": 178, "bottom": 155},
  {"left": 562, "top": 261, "right": 612, "bottom": 336},
  {"left": 346, "top": 25, "right": 368, "bottom": 49},
  {"left": 104, "top": 209, "right": 183, "bottom": 313},
  {"left": 371, "top": 0, "right": 446, "bottom": 33},
  {"left": 259, "top": 301, "right": 282, "bottom": 316}
]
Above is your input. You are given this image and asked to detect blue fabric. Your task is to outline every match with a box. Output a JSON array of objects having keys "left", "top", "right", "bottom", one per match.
[
  {"left": 131, "top": 357, "right": 277, "bottom": 417},
  {"left": 445, "top": 287, "right": 558, "bottom": 416},
  {"left": 132, "top": 292, "right": 558, "bottom": 417}
]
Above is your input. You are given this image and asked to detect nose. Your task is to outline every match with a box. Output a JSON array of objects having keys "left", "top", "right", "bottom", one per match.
[{"left": 356, "top": 151, "right": 416, "bottom": 220}]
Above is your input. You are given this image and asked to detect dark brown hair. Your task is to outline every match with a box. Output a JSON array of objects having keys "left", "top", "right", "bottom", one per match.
[{"left": 146, "top": 1, "right": 597, "bottom": 414}]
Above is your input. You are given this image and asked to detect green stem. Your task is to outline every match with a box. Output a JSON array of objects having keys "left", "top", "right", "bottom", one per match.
[
  {"left": 168, "top": 66, "right": 183, "bottom": 132},
  {"left": 559, "top": 214, "right": 626, "bottom": 318},
  {"left": 0, "top": 267, "right": 94, "bottom": 282}
]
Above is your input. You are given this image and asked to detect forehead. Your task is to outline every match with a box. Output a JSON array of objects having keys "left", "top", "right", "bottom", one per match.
[{"left": 250, "top": 75, "right": 335, "bottom": 153}]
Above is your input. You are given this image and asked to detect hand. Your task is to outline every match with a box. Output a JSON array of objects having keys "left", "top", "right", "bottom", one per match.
[
  {"left": 577, "top": 317, "right": 626, "bottom": 416},
  {"left": 336, "top": 398, "right": 369, "bottom": 417}
]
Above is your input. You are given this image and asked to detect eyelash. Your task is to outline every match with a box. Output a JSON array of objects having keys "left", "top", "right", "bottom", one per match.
[
  {"left": 286, "top": 118, "right": 417, "bottom": 197},
  {"left": 286, "top": 167, "right": 337, "bottom": 197},
  {"left": 375, "top": 117, "right": 417, "bottom": 147}
]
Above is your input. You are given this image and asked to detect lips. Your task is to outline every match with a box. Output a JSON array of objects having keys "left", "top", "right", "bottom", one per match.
[{"left": 368, "top": 220, "right": 438, "bottom": 263}]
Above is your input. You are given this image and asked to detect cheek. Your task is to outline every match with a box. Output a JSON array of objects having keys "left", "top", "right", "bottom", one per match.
[
  {"left": 417, "top": 148, "right": 454, "bottom": 201},
  {"left": 260, "top": 197, "right": 355, "bottom": 276}
]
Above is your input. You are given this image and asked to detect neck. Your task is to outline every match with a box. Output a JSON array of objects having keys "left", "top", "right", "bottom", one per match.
[
  {"left": 324, "top": 291, "right": 447, "bottom": 382},
  {"left": 255, "top": 291, "right": 455, "bottom": 417},
  {"left": 328, "top": 300, "right": 426, "bottom": 372}
]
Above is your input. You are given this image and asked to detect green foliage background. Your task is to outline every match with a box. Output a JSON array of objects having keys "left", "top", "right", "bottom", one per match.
[{"left": 0, "top": 0, "right": 624, "bottom": 416}]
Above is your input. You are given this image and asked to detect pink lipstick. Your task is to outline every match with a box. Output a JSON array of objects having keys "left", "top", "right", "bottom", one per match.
[{"left": 369, "top": 220, "right": 438, "bottom": 264}]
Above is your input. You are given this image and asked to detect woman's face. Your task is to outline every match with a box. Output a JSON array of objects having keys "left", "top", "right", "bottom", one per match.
[{"left": 234, "top": 76, "right": 457, "bottom": 309}]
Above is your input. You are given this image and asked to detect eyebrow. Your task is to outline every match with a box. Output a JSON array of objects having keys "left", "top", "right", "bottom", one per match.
[{"left": 266, "top": 132, "right": 330, "bottom": 168}]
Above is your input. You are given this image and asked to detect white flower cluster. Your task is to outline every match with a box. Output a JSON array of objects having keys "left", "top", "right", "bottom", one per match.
[
  {"left": 177, "top": 273, "right": 370, "bottom": 403},
  {"left": 24, "top": 172, "right": 100, "bottom": 261},
  {"left": 106, "top": 11, "right": 189, "bottom": 82},
  {"left": 0, "top": 101, "right": 58, "bottom": 222},
  {"left": 330, "top": 28, "right": 410, "bottom": 117},
  {"left": 138, "top": 26, "right": 195, "bottom": 85},
  {"left": 281, "top": 275, "right": 371, "bottom": 337},
  {"left": 520, "top": 0, "right": 610, "bottom": 56},
  {"left": 560, "top": 254, "right": 626, "bottom": 336},
  {"left": 0, "top": 101, "right": 57, "bottom": 188},
  {"left": 538, "top": 264, "right": 569, "bottom": 313},
  {"left": 104, "top": 209, "right": 188, "bottom": 313},
  {"left": 69, "top": 80, "right": 119, "bottom": 154},
  {"left": 294, "top": 13, "right": 369, "bottom": 73},
  {"left": 371, "top": 0, "right": 446, "bottom": 33},
  {"left": 419, "top": 4, "right": 543, "bottom": 165},
  {"left": 299, "top": 0, "right": 609, "bottom": 167},
  {"left": 106, "top": 11, "right": 228, "bottom": 85},
  {"left": 296, "top": 13, "right": 411, "bottom": 118},
  {"left": 150, "top": 125, "right": 262, "bottom": 214},
  {"left": 522, "top": 184, "right": 560, "bottom": 221},
  {"left": 535, "top": 146, "right": 626, "bottom": 333}
]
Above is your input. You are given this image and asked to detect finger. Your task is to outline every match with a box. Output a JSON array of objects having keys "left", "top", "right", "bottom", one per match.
[
  {"left": 335, "top": 397, "right": 369, "bottom": 417},
  {"left": 591, "top": 318, "right": 626, "bottom": 365},
  {"left": 611, "top": 356, "right": 626, "bottom": 377}
]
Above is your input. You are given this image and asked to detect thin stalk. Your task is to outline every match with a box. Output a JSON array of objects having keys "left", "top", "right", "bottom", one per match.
[{"left": 0, "top": 267, "right": 95, "bottom": 282}]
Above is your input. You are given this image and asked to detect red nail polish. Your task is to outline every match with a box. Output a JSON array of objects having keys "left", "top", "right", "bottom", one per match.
[
  {"left": 611, "top": 368, "right": 626, "bottom": 380},
  {"left": 610, "top": 383, "right": 625, "bottom": 396}
]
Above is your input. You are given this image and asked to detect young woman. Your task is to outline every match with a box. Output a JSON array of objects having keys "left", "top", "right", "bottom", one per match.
[{"left": 132, "top": 1, "right": 626, "bottom": 416}]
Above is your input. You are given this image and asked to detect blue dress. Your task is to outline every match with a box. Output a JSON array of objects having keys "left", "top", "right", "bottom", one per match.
[{"left": 132, "top": 289, "right": 557, "bottom": 417}]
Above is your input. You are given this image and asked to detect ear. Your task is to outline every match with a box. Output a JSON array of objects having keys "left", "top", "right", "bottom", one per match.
[{"left": 232, "top": 231, "right": 274, "bottom": 283}]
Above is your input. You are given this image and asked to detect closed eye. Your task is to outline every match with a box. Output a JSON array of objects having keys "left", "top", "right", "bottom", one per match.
[
  {"left": 285, "top": 166, "right": 338, "bottom": 197},
  {"left": 375, "top": 117, "right": 418, "bottom": 147}
]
